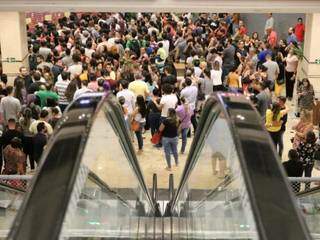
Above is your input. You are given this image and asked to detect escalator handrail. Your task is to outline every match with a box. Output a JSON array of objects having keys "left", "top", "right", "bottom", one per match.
[
  {"left": 8, "top": 93, "right": 106, "bottom": 240},
  {"left": 170, "top": 96, "right": 220, "bottom": 212},
  {"left": 104, "top": 97, "right": 155, "bottom": 213},
  {"left": 8, "top": 93, "right": 155, "bottom": 240},
  {"left": 0, "top": 182, "right": 26, "bottom": 194},
  {"left": 171, "top": 93, "right": 311, "bottom": 240},
  {"left": 219, "top": 93, "right": 311, "bottom": 240},
  {"left": 296, "top": 186, "right": 320, "bottom": 197},
  {"left": 88, "top": 171, "right": 134, "bottom": 210}
]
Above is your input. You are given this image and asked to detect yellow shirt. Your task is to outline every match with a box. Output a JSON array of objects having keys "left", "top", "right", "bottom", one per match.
[
  {"left": 265, "top": 109, "right": 285, "bottom": 132},
  {"left": 79, "top": 71, "right": 88, "bottom": 81},
  {"left": 227, "top": 72, "right": 239, "bottom": 88},
  {"left": 128, "top": 80, "right": 149, "bottom": 98}
]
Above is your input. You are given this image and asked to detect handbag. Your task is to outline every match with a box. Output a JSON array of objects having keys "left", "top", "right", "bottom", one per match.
[
  {"left": 151, "top": 131, "right": 162, "bottom": 144},
  {"left": 131, "top": 120, "right": 140, "bottom": 132}
]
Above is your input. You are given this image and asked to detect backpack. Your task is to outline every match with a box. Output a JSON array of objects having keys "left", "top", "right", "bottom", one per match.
[{"left": 130, "top": 39, "right": 141, "bottom": 58}]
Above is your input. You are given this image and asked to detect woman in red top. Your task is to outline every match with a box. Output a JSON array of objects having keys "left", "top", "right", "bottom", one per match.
[{"left": 294, "top": 18, "right": 305, "bottom": 43}]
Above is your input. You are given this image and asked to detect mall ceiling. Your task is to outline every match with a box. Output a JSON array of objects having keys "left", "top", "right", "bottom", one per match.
[{"left": 0, "top": 0, "right": 320, "bottom": 13}]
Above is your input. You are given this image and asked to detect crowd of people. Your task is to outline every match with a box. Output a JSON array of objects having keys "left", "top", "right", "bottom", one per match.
[{"left": 0, "top": 12, "right": 318, "bottom": 184}]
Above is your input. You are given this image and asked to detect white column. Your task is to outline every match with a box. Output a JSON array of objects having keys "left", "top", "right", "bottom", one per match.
[
  {"left": 301, "top": 13, "right": 320, "bottom": 98},
  {"left": 0, "top": 12, "right": 28, "bottom": 83}
]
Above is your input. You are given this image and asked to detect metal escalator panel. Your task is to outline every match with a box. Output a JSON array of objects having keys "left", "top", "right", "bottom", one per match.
[
  {"left": 297, "top": 187, "right": 320, "bottom": 238},
  {"left": 171, "top": 95, "right": 258, "bottom": 239},
  {"left": 8, "top": 93, "right": 154, "bottom": 240},
  {"left": 0, "top": 182, "right": 28, "bottom": 239},
  {"left": 59, "top": 96, "right": 155, "bottom": 239},
  {"left": 171, "top": 93, "right": 311, "bottom": 240}
]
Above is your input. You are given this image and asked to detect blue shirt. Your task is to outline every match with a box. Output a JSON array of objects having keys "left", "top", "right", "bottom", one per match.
[
  {"left": 287, "top": 34, "right": 298, "bottom": 45},
  {"left": 258, "top": 49, "right": 273, "bottom": 63}
]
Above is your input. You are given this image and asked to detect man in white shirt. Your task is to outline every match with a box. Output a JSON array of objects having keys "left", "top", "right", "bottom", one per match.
[
  {"left": 117, "top": 80, "right": 135, "bottom": 114},
  {"left": 54, "top": 71, "right": 71, "bottom": 112},
  {"left": 68, "top": 53, "right": 83, "bottom": 80},
  {"left": 0, "top": 86, "right": 21, "bottom": 125},
  {"left": 159, "top": 84, "right": 178, "bottom": 119},
  {"left": 180, "top": 77, "right": 198, "bottom": 132},
  {"left": 73, "top": 80, "right": 93, "bottom": 100}
]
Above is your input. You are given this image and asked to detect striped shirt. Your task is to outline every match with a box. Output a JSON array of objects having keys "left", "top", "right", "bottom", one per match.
[{"left": 54, "top": 79, "right": 70, "bottom": 105}]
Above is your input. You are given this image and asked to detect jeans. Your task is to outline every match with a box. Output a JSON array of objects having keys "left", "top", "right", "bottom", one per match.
[
  {"left": 180, "top": 128, "right": 189, "bottom": 153},
  {"left": 135, "top": 122, "right": 145, "bottom": 150},
  {"left": 149, "top": 112, "right": 161, "bottom": 136},
  {"left": 162, "top": 137, "right": 179, "bottom": 168}
]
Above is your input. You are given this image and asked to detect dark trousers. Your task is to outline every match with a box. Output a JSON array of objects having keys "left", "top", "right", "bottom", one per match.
[
  {"left": 191, "top": 111, "right": 198, "bottom": 133},
  {"left": 269, "top": 130, "right": 281, "bottom": 151},
  {"left": 213, "top": 85, "right": 224, "bottom": 92},
  {"left": 23, "top": 136, "right": 35, "bottom": 170},
  {"left": 285, "top": 71, "right": 295, "bottom": 99},
  {"left": 278, "top": 130, "right": 285, "bottom": 158},
  {"left": 149, "top": 112, "right": 161, "bottom": 136},
  {"left": 303, "top": 164, "right": 313, "bottom": 190},
  {"left": 59, "top": 104, "right": 68, "bottom": 113}
]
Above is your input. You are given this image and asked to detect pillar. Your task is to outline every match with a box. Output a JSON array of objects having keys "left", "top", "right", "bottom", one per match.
[
  {"left": 301, "top": 13, "right": 320, "bottom": 99},
  {"left": 0, "top": 12, "right": 28, "bottom": 84}
]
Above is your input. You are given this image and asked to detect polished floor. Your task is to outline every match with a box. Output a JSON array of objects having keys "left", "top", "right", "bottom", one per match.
[{"left": 78, "top": 98, "right": 319, "bottom": 192}]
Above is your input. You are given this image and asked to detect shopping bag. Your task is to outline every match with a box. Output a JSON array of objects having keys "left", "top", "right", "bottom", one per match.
[{"left": 151, "top": 131, "right": 162, "bottom": 145}]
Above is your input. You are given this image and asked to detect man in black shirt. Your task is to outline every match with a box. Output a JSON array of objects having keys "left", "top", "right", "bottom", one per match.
[
  {"left": 33, "top": 122, "right": 47, "bottom": 164},
  {"left": 0, "top": 119, "right": 23, "bottom": 171},
  {"left": 28, "top": 72, "right": 44, "bottom": 94},
  {"left": 14, "top": 66, "right": 33, "bottom": 91},
  {"left": 283, "top": 149, "right": 303, "bottom": 193}
]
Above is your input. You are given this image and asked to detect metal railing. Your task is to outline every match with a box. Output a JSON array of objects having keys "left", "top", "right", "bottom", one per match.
[
  {"left": 0, "top": 175, "right": 33, "bottom": 192},
  {"left": 288, "top": 177, "right": 320, "bottom": 193}
]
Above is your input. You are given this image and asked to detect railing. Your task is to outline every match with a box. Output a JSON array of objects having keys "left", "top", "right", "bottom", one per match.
[
  {"left": 288, "top": 177, "right": 320, "bottom": 194},
  {"left": 0, "top": 175, "right": 33, "bottom": 192}
]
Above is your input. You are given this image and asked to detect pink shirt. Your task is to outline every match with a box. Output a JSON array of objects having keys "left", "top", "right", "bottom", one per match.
[
  {"left": 88, "top": 81, "right": 99, "bottom": 92},
  {"left": 285, "top": 54, "right": 299, "bottom": 73}
]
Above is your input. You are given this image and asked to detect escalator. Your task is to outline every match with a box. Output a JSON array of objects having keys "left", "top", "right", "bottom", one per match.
[
  {"left": 168, "top": 93, "right": 311, "bottom": 240},
  {"left": 4, "top": 92, "right": 314, "bottom": 239},
  {"left": 0, "top": 182, "right": 27, "bottom": 239},
  {"left": 297, "top": 187, "right": 320, "bottom": 239},
  {"left": 7, "top": 92, "right": 158, "bottom": 240}
]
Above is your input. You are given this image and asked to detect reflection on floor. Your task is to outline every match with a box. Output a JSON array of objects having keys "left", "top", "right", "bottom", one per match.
[{"left": 133, "top": 132, "right": 191, "bottom": 189}]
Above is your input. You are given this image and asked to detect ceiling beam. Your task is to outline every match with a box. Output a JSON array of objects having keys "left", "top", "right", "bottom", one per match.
[{"left": 0, "top": 0, "right": 319, "bottom": 13}]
